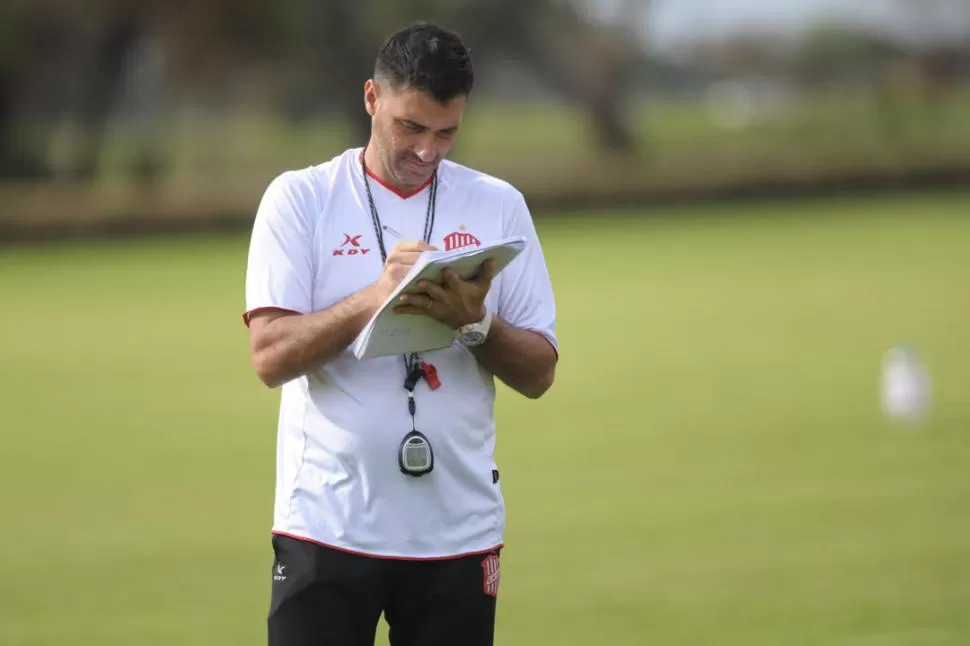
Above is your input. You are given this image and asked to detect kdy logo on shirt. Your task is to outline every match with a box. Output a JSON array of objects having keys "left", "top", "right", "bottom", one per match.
[{"left": 333, "top": 233, "right": 371, "bottom": 256}]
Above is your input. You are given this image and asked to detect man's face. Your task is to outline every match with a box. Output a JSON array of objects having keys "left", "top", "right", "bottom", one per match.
[{"left": 365, "top": 79, "right": 466, "bottom": 189}]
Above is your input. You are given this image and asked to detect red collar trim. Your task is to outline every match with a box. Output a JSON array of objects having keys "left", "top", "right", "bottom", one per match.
[{"left": 358, "top": 151, "right": 434, "bottom": 199}]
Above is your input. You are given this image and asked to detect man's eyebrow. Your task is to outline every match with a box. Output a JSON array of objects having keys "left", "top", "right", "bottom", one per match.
[
  {"left": 397, "top": 118, "right": 458, "bottom": 133},
  {"left": 397, "top": 118, "right": 425, "bottom": 129}
]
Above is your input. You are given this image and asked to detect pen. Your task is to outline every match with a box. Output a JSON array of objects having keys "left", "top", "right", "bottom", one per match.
[{"left": 382, "top": 224, "right": 403, "bottom": 239}]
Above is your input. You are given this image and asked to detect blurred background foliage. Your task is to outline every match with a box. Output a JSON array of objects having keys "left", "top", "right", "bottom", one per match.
[{"left": 0, "top": 0, "right": 968, "bottom": 237}]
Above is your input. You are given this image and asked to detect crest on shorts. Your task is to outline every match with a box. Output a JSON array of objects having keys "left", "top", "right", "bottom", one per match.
[{"left": 481, "top": 554, "right": 500, "bottom": 597}]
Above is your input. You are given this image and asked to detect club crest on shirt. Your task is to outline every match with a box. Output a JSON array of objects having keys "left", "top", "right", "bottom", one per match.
[
  {"left": 482, "top": 553, "right": 500, "bottom": 597},
  {"left": 443, "top": 225, "right": 481, "bottom": 252}
]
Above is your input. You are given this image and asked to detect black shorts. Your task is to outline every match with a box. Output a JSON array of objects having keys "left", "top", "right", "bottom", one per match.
[{"left": 267, "top": 533, "right": 501, "bottom": 646}]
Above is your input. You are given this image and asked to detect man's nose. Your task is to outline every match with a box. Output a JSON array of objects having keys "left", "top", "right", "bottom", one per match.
[
  {"left": 413, "top": 133, "right": 443, "bottom": 163},
  {"left": 414, "top": 144, "right": 437, "bottom": 163}
]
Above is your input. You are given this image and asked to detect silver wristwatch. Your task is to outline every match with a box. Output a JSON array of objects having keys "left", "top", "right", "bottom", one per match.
[{"left": 457, "top": 309, "right": 493, "bottom": 347}]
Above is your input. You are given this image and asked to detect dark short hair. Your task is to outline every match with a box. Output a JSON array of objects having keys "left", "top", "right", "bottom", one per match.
[{"left": 374, "top": 22, "right": 474, "bottom": 103}]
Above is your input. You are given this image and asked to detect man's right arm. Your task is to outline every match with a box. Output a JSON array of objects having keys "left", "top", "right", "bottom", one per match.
[
  {"left": 247, "top": 284, "right": 383, "bottom": 388},
  {"left": 246, "top": 240, "right": 435, "bottom": 388},
  {"left": 243, "top": 171, "right": 437, "bottom": 388}
]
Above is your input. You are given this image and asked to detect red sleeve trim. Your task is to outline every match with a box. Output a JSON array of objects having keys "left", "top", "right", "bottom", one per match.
[{"left": 242, "top": 307, "right": 302, "bottom": 328}]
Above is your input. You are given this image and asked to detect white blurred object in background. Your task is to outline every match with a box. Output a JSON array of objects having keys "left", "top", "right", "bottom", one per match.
[{"left": 881, "top": 345, "right": 932, "bottom": 426}]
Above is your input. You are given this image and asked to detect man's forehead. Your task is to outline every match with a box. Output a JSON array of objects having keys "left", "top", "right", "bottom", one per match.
[{"left": 383, "top": 84, "right": 465, "bottom": 122}]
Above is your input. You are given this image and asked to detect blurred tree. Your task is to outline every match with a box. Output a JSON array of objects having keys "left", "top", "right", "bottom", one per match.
[
  {"left": 0, "top": 1, "right": 67, "bottom": 178},
  {"left": 889, "top": 0, "right": 970, "bottom": 102},
  {"left": 0, "top": 0, "right": 289, "bottom": 181},
  {"left": 283, "top": 0, "right": 642, "bottom": 152},
  {"left": 0, "top": 2, "right": 155, "bottom": 180},
  {"left": 0, "top": 0, "right": 644, "bottom": 181},
  {"left": 454, "top": 0, "right": 639, "bottom": 151},
  {"left": 791, "top": 24, "right": 904, "bottom": 88}
]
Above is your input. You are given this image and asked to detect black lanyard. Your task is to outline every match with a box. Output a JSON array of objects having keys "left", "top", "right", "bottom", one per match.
[
  {"left": 361, "top": 155, "right": 437, "bottom": 266},
  {"left": 360, "top": 149, "right": 438, "bottom": 432}
]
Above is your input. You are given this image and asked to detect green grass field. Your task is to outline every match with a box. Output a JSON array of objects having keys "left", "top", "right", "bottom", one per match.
[{"left": 1, "top": 191, "right": 969, "bottom": 646}]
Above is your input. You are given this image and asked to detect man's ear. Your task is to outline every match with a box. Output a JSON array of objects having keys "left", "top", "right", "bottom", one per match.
[{"left": 364, "top": 79, "right": 379, "bottom": 117}]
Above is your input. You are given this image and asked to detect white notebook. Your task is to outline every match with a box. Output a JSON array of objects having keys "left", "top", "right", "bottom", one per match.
[{"left": 351, "top": 235, "right": 527, "bottom": 360}]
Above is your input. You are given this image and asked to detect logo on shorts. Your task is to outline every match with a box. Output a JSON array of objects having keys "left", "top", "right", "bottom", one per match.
[
  {"left": 333, "top": 233, "right": 371, "bottom": 256},
  {"left": 273, "top": 563, "right": 287, "bottom": 582},
  {"left": 481, "top": 554, "right": 500, "bottom": 597},
  {"left": 443, "top": 226, "right": 481, "bottom": 252}
]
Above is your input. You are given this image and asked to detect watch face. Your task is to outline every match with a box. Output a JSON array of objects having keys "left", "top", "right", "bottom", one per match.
[{"left": 460, "top": 330, "right": 485, "bottom": 346}]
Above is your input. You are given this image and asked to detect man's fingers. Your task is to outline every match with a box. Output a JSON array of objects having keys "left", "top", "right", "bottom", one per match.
[
  {"left": 415, "top": 280, "right": 448, "bottom": 301},
  {"left": 481, "top": 259, "right": 497, "bottom": 281},
  {"left": 387, "top": 242, "right": 437, "bottom": 269},
  {"left": 441, "top": 267, "right": 462, "bottom": 289},
  {"left": 392, "top": 241, "right": 437, "bottom": 253},
  {"left": 471, "top": 258, "right": 497, "bottom": 286},
  {"left": 398, "top": 292, "right": 435, "bottom": 309},
  {"left": 439, "top": 260, "right": 495, "bottom": 290},
  {"left": 390, "top": 251, "right": 426, "bottom": 266}
]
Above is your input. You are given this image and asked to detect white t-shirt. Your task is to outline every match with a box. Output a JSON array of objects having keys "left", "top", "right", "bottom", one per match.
[{"left": 243, "top": 147, "right": 558, "bottom": 559}]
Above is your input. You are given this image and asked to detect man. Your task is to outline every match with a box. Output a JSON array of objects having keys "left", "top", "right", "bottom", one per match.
[{"left": 243, "top": 21, "right": 559, "bottom": 646}]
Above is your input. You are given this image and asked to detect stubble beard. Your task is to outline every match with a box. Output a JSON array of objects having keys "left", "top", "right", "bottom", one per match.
[{"left": 377, "top": 134, "right": 432, "bottom": 190}]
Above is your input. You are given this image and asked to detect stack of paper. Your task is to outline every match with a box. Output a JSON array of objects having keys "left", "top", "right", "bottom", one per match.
[{"left": 351, "top": 235, "right": 527, "bottom": 360}]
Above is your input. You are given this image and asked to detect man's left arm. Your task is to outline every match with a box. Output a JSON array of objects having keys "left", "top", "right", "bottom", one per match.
[
  {"left": 395, "top": 190, "right": 559, "bottom": 399},
  {"left": 479, "top": 190, "right": 560, "bottom": 399},
  {"left": 468, "top": 314, "right": 557, "bottom": 399},
  {"left": 395, "top": 193, "right": 559, "bottom": 399},
  {"left": 395, "top": 260, "right": 558, "bottom": 399}
]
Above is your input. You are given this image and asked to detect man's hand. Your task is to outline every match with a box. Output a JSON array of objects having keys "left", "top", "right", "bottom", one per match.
[
  {"left": 394, "top": 259, "right": 497, "bottom": 329},
  {"left": 375, "top": 241, "right": 437, "bottom": 301}
]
